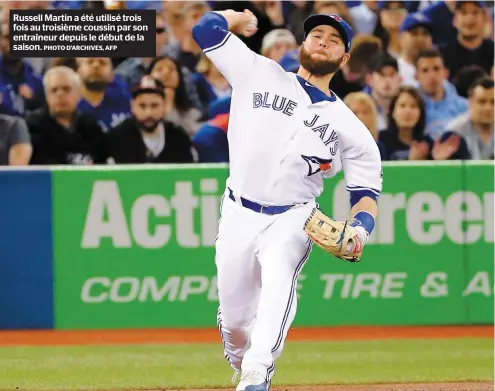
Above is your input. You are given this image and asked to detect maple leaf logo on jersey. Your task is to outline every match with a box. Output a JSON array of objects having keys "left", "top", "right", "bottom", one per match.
[{"left": 301, "top": 155, "right": 332, "bottom": 176}]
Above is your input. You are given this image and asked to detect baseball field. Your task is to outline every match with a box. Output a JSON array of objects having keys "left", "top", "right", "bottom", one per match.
[{"left": 1, "top": 325, "right": 493, "bottom": 391}]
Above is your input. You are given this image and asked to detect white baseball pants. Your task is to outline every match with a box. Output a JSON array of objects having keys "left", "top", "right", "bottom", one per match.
[{"left": 215, "top": 193, "right": 315, "bottom": 382}]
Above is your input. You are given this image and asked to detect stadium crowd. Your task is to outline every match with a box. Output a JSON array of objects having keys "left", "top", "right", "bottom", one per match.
[{"left": 0, "top": 0, "right": 493, "bottom": 166}]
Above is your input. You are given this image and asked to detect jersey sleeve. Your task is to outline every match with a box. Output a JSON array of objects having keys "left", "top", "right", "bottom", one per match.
[
  {"left": 341, "top": 132, "right": 383, "bottom": 206},
  {"left": 192, "top": 12, "right": 259, "bottom": 87}
]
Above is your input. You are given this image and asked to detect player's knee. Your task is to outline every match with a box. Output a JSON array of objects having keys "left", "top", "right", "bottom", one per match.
[{"left": 220, "top": 310, "right": 255, "bottom": 332}]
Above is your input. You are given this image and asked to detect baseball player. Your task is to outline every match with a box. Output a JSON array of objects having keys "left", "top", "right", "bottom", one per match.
[{"left": 193, "top": 9, "right": 382, "bottom": 391}]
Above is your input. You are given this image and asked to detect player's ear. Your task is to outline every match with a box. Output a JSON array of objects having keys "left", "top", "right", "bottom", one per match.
[{"left": 340, "top": 53, "right": 350, "bottom": 68}]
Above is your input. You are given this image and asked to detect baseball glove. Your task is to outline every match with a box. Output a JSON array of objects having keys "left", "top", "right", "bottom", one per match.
[{"left": 304, "top": 208, "right": 364, "bottom": 262}]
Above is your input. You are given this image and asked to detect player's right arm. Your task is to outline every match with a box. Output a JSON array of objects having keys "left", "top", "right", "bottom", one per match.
[{"left": 192, "top": 9, "right": 260, "bottom": 87}]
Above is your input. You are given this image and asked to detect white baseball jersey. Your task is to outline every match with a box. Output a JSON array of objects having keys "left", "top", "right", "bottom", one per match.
[{"left": 193, "top": 13, "right": 383, "bottom": 206}]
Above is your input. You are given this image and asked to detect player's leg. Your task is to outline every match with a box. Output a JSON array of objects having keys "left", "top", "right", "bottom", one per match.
[
  {"left": 215, "top": 195, "right": 269, "bottom": 373},
  {"left": 237, "top": 202, "right": 315, "bottom": 390}
]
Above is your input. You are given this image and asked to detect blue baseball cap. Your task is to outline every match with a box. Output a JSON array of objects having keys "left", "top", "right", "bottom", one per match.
[
  {"left": 400, "top": 12, "right": 433, "bottom": 33},
  {"left": 303, "top": 14, "right": 353, "bottom": 53}
]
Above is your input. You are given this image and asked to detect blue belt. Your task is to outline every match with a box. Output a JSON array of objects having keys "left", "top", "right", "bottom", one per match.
[{"left": 228, "top": 188, "right": 294, "bottom": 215}]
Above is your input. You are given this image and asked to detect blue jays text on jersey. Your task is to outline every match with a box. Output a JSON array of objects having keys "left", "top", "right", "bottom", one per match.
[{"left": 252, "top": 92, "right": 298, "bottom": 116}]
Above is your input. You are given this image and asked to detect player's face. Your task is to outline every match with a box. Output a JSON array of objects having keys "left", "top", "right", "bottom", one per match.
[
  {"left": 45, "top": 73, "right": 81, "bottom": 118},
  {"left": 469, "top": 86, "right": 494, "bottom": 126},
  {"left": 347, "top": 100, "right": 377, "bottom": 140},
  {"left": 151, "top": 58, "right": 180, "bottom": 90},
  {"left": 415, "top": 57, "right": 447, "bottom": 95},
  {"left": 131, "top": 93, "right": 167, "bottom": 132},
  {"left": 392, "top": 92, "right": 421, "bottom": 130},
  {"left": 455, "top": 3, "right": 485, "bottom": 40},
  {"left": 370, "top": 66, "right": 401, "bottom": 99},
  {"left": 300, "top": 25, "right": 348, "bottom": 76},
  {"left": 77, "top": 58, "right": 113, "bottom": 91},
  {"left": 400, "top": 26, "right": 432, "bottom": 57}
]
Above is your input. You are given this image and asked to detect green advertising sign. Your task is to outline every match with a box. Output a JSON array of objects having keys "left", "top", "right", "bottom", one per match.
[{"left": 52, "top": 162, "right": 494, "bottom": 329}]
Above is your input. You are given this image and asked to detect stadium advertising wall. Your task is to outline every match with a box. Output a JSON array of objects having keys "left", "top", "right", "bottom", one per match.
[{"left": 0, "top": 162, "right": 493, "bottom": 330}]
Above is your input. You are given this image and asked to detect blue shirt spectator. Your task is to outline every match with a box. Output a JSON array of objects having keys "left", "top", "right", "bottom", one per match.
[
  {"left": 0, "top": 21, "right": 45, "bottom": 117},
  {"left": 0, "top": 59, "right": 45, "bottom": 117},
  {"left": 193, "top": 55, "right": 232, "bottom": 112},
  {"left": 423, "top": 81, "right": 468, "bottom": 139},
  {"left": 415, "top": 48, "right": 468, "bottom": 139},
  {"left": 208, "top": 96, "right": 231, "bottom": 120},
  {"left": 76, "top": 58, "right": 131, "bottom": 132},
  {"left": 192, "top": 113, "right": 229, "bottom": 162}
]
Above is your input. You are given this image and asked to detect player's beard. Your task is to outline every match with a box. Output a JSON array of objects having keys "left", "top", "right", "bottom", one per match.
[{"left": 299, "top": 46, "right": 344, "bottom": 76}]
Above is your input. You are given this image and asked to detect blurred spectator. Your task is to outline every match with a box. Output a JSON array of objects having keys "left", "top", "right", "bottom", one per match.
[
  {"left": 415, "top": 48, "right": 468, "bottom": 139},
  {"left": 439, "top": 1, "right": 494, "bottom": 81},
  {"left": 285, "top": 1, "right": 314, "bottom": 44},
  {"left": 406, "top": 0, "right": 436, "bottom": 12},
  {"left": 192, "top": 112, "right": 229, "bottom": 162},
  {"left": 107, "top": 76, "right": 194, "bottom": 164},
  {"left": 378, "top": 86, "right": 433, "bottom": 160},
  {"left": 438, "top": 77, "right": 494, "bottom": 160},
  {"left": 397, "top": 12, "right": 433, "bottom": 87},
  {"left": 349, "top": 0, "right": 378, "bottom": 35},
  {"left": 279, "top": 48, "right": 300, "bottom": 73},
  {"left": 3, "top": 1, "right": 54, "bottom": 75},
  {"left": 164, "top": 1, "right": 210, "bottom": 73},
  {"left": 162, "top": 1, "right": 187, "bottom": 45},
  {"left": 333, "top": 34, "right": 383, "bottom": 98},
  {"left": 364, "top": 52, "right": 402, "bottom": 132},
  {"left": 27, "top": 66, "right": 108, "bottom": 165},
  {"left": 149, "top": 56, "right": 203, "bottom": 137},
  {"left": 419, "top": 0, "right": 458, "bottom": 46},
  {"left": 193, "top": 55, "right": 232, "bottom": 113},
  {"left": 208, "top": 95, "right": 231, "bottom": 120},
  {"left": 0, "top": 20, "right": 45, "bottom": 117},
  {"left": 452, "top": 64, "right": 488, "bottom": 98},
  {"left": 50, "top": 57, "right": 78, "bottom": 72},
  {"left": 261, "top": 29, "right": 298, "bottom": 63},
  {"left": 0, "top": 114, "right": 32, "bottom": 165},
  {"left": 115, "top": 11, "right": 170, "bottom": 87},
  {"left": 343, "top": 92, "right": 386, "bottom": 159},
  {"left": 313, "top": 1, "right": 355, "bottom": 31},
  {"left": 76, "top": 57, "right": 131, "bottom": 132},
  {"left": 213, "top": 1, "right": 287, "bottom": 53},
  {"left": 373, "top": 1, "right": 407, "bottom": 58}
]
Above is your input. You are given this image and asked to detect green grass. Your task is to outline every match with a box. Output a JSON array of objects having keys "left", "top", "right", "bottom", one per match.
[{"left": 0, "top": 338, "right": 492, "bottom": 391}]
